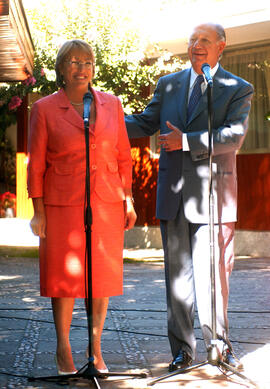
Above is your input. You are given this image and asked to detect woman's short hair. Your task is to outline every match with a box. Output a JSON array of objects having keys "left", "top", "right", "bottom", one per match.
[{"left": 55, "top": 39, "right": 95, "bottom": 88}]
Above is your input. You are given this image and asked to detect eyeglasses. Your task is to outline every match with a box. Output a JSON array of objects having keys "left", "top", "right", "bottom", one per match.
[{"left": 66, "top": 61, "right": 93, "bottom": 69}]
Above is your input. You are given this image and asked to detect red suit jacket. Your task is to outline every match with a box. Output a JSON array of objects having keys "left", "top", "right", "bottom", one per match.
[{"left": 28, "top": 88, "right": 132, "bottom": 205}]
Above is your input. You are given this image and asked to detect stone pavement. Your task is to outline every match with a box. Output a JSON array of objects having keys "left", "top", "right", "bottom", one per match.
[{"left": 0, "top": 252, "right": 270, "bottom": 389}]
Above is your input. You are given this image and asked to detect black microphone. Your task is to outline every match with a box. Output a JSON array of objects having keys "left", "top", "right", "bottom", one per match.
[
  {"left": 83, "top": 91, "right": 93, "bottom": 125},
  {"left": 201, "top": 63, "right": 213, "bottom": 86}
]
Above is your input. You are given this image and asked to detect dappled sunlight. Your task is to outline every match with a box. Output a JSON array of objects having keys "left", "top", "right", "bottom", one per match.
[
  {"left": 72, "top": 310, "right": 86, "bottom": 317},
  {"left": 124, "top": 284, "right": 136, "bottom": 289},
  {"left": 142, "top": 362, "right": 255, "bottom": 387},
  {"left": 172, "top": 276, "right": 192, "bottom": 302},
  {"left": 148, "top": 363, "right": 261, "bottom": 387},
  {"left": 131, "top": 146, "right": 158, "bottom": 226},
  {"left": 132, "top": 146, "right": 157, "bottom": 189},
  {"left": 0, "top": 275, "right": 22, "bottom": 281},
  {"left": 171, "top": 177, "right": 184, "bottom": 193},
  {"left": 22, "top": 297, "right": 36, "bottom": 302},
  {"left": 1, "top": 255, "right": 270, "bottom": 387},
  {"left": 123, "top": 248, "right": 163, "bottom": 261},
  {"left": 240, "top": 344, "right": 270, "bottom": 387},
  {"left": 165, "top": 83, "right": 173, "bottom": 93},
  {"left": 65, "top": 252, "right": 83, "bottom": 276},
  {"left": 217, "top": 77, "right": 239, "bottom": 87},
  {"left": 91, "top": 376, "right": 149, "bottom": 388},
  {"left": 68, "top": 230, "right": 83, "bottom": 249},
  {"left": 198, "top": 164, "right": 213, "bottom": 177},
  {"left": 0, "top": 218, "right": 39, "bottom": 247}
]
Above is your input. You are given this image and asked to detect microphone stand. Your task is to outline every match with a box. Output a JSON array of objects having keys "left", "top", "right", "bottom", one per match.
[
  {"left": 28, "top": 89, "right": 147, "bottom": 387},
  {"left": 148, "top": 78, "right": 258, "bottom": 388}
]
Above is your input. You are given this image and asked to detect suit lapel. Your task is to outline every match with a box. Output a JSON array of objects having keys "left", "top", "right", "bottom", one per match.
[
  {"left": 173, "top": 69, "right": 190, "bottom": 128},
  {"left": 91, "top": 89, "right": 107, "bottom": 136},
  {"left": 177, "top": 71, "right": 190, "bottom": 126},
  {"left": 212, "top": 66, "right": 228, "bottom": 101},
  {"left": 56, "top": 89, "right": 84, "bottom": 129},
  {"left": 56, "top": 88, "right": 108, "bottom": 134}
]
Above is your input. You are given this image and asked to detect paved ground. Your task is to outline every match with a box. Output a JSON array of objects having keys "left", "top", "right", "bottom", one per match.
[{"left": 1, "top": 250, "right": 270, "bottom": 389}]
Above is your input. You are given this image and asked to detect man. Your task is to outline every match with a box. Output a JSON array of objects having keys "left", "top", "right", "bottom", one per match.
[{"left": 125, "top": 23, "right": 253, "bottom": 371}]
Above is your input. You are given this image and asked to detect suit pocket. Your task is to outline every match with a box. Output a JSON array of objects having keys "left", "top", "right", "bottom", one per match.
[
  {"left": 107, "top": 161, "right": 119, "bottom": 173},
  {"left": 54, "top": 165, "right": 74, "bottom": 175},
  {"left": 95, "top": 161, "right": 124, "bottom": 202},
  {"left": 52, "top": 164, "right": 84, "bottom": 192},
  {"left": 105, "top": 161, "right": 122, "bottom": 188}
]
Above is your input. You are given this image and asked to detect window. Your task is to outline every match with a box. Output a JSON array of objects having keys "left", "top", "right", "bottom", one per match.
[{"left": 221, "top": 44, "right": 270, "bottom": 153}]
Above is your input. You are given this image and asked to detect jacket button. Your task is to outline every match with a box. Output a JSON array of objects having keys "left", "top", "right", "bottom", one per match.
[
  {"left": 91, "top": 165, "right": 97, "bottom": 170},
  {"left": 91, "top": 144, "right": 96, "bottom": 149}
]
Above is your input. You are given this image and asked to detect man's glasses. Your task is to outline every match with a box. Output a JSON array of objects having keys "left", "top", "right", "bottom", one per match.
[{"left": 66, "top": 61, "right": 93, "bottom": 69}]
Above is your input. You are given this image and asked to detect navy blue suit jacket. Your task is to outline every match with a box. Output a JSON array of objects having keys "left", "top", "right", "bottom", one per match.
[{"left": 125, "top": 65, "right": 253, "bottom": 223}]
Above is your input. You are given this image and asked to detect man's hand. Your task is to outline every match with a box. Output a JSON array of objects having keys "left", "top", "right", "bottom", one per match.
[{"left": 158, "top": 121, "right": 183, "bottom": 152}]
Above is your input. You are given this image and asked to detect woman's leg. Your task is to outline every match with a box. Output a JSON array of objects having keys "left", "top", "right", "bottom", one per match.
[
  {"left": 86, "top": 297, "right": 109, "bottom": 371},
  {"left": 52, "top": 297, "right": 76, "bottom": 372}
]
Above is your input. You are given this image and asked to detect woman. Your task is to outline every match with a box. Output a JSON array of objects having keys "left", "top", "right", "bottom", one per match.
[{"left": 28, "top": 39, "right": 136, "bottom": 375}]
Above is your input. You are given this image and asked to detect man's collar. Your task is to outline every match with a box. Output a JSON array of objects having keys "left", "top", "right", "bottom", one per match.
[{"left": 190, "top": 63, "right": 219, "bottom": 87}]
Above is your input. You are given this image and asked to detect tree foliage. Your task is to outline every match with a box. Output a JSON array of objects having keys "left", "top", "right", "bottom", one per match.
[
  {"left": 0, "top": 0, "right": 185, "bottom": 192},
  {"left": 22, "top": 0, "right": 184, "bottom": 113}
]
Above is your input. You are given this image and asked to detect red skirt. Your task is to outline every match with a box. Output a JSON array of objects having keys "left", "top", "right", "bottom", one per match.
[{"left": 39, "top": 192, "right": 124, "bottom": 298}]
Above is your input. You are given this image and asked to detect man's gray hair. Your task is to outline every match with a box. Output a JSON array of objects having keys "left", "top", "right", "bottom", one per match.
[{"left": 215, "top": 23, "right": 226, "bottom": 42}]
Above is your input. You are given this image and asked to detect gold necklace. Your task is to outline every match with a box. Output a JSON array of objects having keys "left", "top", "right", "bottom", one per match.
[{"left": 70, "top": 101, "right": 83, "bottom": 106}]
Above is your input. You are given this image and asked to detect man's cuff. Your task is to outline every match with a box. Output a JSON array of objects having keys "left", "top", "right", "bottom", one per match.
[{"left": 182, "top": 133, "right": 189, "bottom": 151}]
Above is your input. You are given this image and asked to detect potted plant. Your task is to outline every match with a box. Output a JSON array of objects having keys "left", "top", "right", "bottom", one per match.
[{"left": 0, "top": 191, "right": 16, "bottom": 217}]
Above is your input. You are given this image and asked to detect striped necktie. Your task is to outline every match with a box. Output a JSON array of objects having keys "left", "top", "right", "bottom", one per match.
[{"left": 187, "top": 75, "right": 204, "bottom": 120}]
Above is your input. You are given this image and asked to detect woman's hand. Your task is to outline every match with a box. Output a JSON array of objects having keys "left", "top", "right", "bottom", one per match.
[
  {"left": 124, "top": 198, "right": 137, "bottom": 230},
  {"left": 30, "top": 198, "right": 46, "bottom": 238}
]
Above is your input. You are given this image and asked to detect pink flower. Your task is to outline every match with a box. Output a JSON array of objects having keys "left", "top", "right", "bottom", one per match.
[
  {"left": 29, "top": 76, "right": 36, "bottom": 85},
  {"left": 23, "top": 76, "right": 36, "bottom": 86},
  {"left": 8, "top": 96, "right": 22, "bottom": 111},
  {"left": 40, "top": 68, "right": 45, "bottom": 76}
]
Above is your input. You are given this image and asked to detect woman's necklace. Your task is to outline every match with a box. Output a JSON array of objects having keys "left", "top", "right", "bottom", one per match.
[{"left": 70, "top": 101, "right": 83, "bottom": 106}]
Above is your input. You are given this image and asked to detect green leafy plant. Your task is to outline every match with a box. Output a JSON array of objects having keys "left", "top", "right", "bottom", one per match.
[
  {"left": 0, "top": 0, "right": 185, "bottom": 203},
  {"left": 0, "top": 58, "right": 57, "bottom": 192},
  {"left": 21, "top": 0, "right": 184, "bottom": 113}
]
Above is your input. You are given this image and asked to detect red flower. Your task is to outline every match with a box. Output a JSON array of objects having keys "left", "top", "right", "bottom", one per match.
[
  {"left": 8, "top": 96, "right": 22, "bottom": 111},
  {"left": 23, "top": 76, "right": 36, "bottom": 86},
  {"left": 0, "top": 192, "right": 16, "bottom": 217}
]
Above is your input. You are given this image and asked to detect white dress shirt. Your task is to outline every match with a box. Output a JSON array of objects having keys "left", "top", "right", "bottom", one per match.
[{"left": 182, "top": 63, "right": 219, "bottom": 150}]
